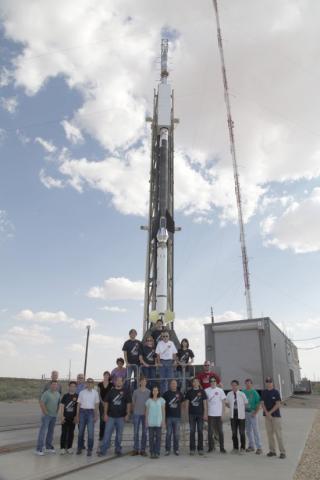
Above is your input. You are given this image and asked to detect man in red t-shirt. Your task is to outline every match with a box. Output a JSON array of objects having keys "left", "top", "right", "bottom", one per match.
[{"left": 196, "top": 361, "right": 221, "bottom": 389}]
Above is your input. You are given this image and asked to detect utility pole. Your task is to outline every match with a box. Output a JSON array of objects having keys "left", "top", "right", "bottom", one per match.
[
  {"left": 212, "top": 0, "right": 253, "bottom": 319},
  {"left": 211, "top": 306, "right": 214, "bottom": 324},
  {"left": 83, "top": 325, "right": 90, "bottom": 378}
]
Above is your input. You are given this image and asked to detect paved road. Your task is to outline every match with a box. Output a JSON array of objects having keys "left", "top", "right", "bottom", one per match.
[{"left": 0, "top": 406, "right": 316, "bottom": 480}]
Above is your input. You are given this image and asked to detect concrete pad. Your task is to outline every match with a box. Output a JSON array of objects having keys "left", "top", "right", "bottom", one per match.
[{"left": 0, "top": 408, "right": 316, "bottom": 480}]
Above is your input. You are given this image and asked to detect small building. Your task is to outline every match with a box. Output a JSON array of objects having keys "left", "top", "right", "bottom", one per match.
[{"left": 204, "top": 317, "right": 300, "bottom": 399}]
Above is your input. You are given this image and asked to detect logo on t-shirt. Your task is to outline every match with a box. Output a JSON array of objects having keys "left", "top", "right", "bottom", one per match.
[
  {"left": 146, "top": 350, "right": 155, "bottom": 361},
  {"left": 214, "top": 391, "right": 219, "bottom": 396},
  {"left": 191, "top": 395, "right": 201, "bottom": 407},
  {"left": 112, "top": 391, "right": 124, "bottom": 405},
  {"left": 131, "top": 343, "right": 139, "bottom": 356},
  {"left": 168, "top": 395, "right": 180, "bottom": 408}
]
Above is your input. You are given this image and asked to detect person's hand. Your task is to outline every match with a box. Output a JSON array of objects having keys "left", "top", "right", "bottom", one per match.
[
  {"left": 61, "top": 416, "right": 65, "bottom": 424},
  {"left": 75, "top": 416, "right": 79, "bottom": 424},
  {"left": 251, "top": 412, "right": 256, "bottom": 417},
  {"left": 203, "top": 414, "right": 208, "bottom": 421},
  {"left": 104, "top": 414, "right": 109, "bottom": 422},
  {"left": 94, "top": 414, "right": 98, "bottom": 423},
  {"left": 125, "top": 414, "right": 129, "bottom": 422},
  {"left": 161, "top": 422, "right": 166, "bottom": 430}
]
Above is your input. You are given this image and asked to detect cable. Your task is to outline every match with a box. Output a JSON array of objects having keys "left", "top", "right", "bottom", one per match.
[
  {"left": 297, "top": 345, "right": 320, "bottom": 350},
  {"left": 293, "top": 336, "right": 320, "bottom": 342}
]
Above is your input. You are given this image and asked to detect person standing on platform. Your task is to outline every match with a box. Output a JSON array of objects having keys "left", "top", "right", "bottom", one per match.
[
  {"left": 242, "top": 378, "right": 262, "bottom": 454},
  {"left": 122, "top": 329, "right": 141, "bottom": 391},
  {"left": 196, "top": 361, "right": 221, "bottom": 390},
  {"left": 184, "top": 377, "right": 208, "bottom": 455},
  {"left": 176, "top": 338, "right": 194, "bottom": 392},
  {"left": 139, "top": 336, "right": 157, "bottom": 389},
  {"left": 111, "top": 358, "right": 127, "bottom": 384},
  {"left": 59, "top": 381, "right": 78, "bottom": 454},
  {"left": 131, "top": 377, "right": 150, "bottom": 456},
  {"left": 76, "top": 378, "right": 99, "bottom": 457},
  {"left": 226, "top": 380, "right": 248, "bottom": 454},
  {"left": 261, "top": 377, "right": 286, "bottom": 459},
  {"left": 97, "top": 371, "right": 113, "bottom": 442},
  {"left": 99, "top": 377, "right": 132, "bottom": 457},
  {"left": 205, "top": 378, "right": 226, "bottom": 453},
  {"left": 145, "top": 385, "right": 165, "bottom": 459},
  {"left": 163, "top": 379, "right": 183, "bottom": 456},
  {"left": 156, "top": 330, "right": 177, "bottom": 394},
  {"left": 35, "top": 380, "right": 61, "bottom": 455},
  {"left": 41, "top": 370, "right": 62, "bottom": 395},
  {"left": 151, "top": 318, "right": 165, "bottom": 346}
]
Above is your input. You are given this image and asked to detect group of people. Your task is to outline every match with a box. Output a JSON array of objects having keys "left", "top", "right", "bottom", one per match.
[{"left": 35, "top": 322, "right": 286, "bottom": 461}]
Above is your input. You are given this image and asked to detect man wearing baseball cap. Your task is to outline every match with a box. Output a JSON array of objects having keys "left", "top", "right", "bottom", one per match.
[{"left": 261, "top": 377, "right": 286, "bottom": 459}]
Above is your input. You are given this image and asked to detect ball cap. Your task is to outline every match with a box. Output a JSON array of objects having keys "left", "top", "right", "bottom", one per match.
[
  {"left": 245, "top": 378, "right": 252, "bottom": 383},
  {"left": 265, "top": 376, "right": 273, "bottom": 383}
]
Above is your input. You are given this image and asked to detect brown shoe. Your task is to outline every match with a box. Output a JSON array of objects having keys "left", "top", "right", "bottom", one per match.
[{"left": 130, "top": 450, "right": 139, "bottom": 456}]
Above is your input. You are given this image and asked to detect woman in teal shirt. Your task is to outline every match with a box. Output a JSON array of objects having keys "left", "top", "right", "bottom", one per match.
[{"left": 146, "top": 386, "right": 165, "bottom": 458}]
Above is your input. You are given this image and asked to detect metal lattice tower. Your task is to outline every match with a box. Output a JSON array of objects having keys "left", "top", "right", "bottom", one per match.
[
  {"left": 142, "top": 39, "right": 178, "bottom": 334},
  {"left": 212, "top": 0, "right": 253, "bottom": 319}
]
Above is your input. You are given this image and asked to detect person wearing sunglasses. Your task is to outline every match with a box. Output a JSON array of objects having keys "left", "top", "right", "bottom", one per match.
[
  {"left": 139, "top": 336, "right": 157, "bottom": 389},
  {"left": 196, "top": 361, "right": 221, "bottom": 390},
  {"left": 155, "top": 330, "right": 177, "bottom": 394}
]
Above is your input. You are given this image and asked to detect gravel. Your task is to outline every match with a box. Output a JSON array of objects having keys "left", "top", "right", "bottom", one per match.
[{"left": 293, "top": 408, "right": 320, "bottom": 480}]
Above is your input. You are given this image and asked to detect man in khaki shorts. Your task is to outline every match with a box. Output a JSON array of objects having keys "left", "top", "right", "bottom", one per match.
[{"left": 261, "top": 377, "right": 286, "bottom": 459}]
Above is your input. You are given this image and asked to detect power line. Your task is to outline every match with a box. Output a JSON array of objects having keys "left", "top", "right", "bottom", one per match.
[
  {"left": 298, "top": 345, "right": 320, "bottom": 350},
  {"left": 293, "top": 336, "right": 320, "bottom": 342}
]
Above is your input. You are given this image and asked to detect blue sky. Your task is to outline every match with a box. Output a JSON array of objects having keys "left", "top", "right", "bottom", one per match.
[{"left": 0, "top": 0, "right": 320, "bottom": 380}]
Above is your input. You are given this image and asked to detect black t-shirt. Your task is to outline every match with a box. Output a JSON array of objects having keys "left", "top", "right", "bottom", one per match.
[
  {"left": 151, "top": 329, "right": 164, "bottom": 346},
  {"left": 122, "top": 339, "right": 141, "bottom": 365},
  {"left": 141, "top": 345, "right": 156, "bottom": 365},
  {"left": 61, "top": 393, "right": 78, "bottom": 419},
  {"left": 98, "top": 382, "right": 113, "bottom": 402},
  {"left": 163, "top": 390, "right": 183, "bottom": 418},
  {"left": 105, "top": 388, "right": 132, "bottom": 418},
  {"left": 185, "top": 388, "right": 206, "bottom": 416},
  {"left": 177, "top": 348, "right": 194, "bottom": 371},
  {"left": 261, "top": 389, "right": 281, "bottom": 417}
]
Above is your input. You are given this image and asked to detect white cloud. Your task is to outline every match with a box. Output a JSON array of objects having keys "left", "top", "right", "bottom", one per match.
[
  {"left": 68, "top": 343, "right": 85, "bottom": 353},
  {"left": 16, "top": 129, "right": 31, "bottom": 145},
  {"left": 0, "top": 128, "right": 6, "bottom": 145},
  {"left": 91, "top": 333, "right": 123, "bottom": 347},
  {"left": 16, "top": 309, "right": 97, "bottom": 329},
  {"left": 8, "top": 325, "right": 53, "bottom": 345},
  {"left": 0, "top": 67, "right": 13, "bottom": 87},
  {"left": 39, "top": 169, "right": 64, "bottom": 189},
  {"left": 87, "top": 277, "right": 144, "bottom": 301},
  {"left": 3, "top": 1, "right": 320, "bottom": 225},
  {"left": 100, "top": 306, "right": 127, "bottom": 313},
  {"left": 61, "top": 120, "right": 84, "bottom": 144},
  {"left": 0, "top": 210, "right": 15, "bottom": 240},
  {"left": 35, "top": 137, "right": 57, "bottom": 153},
  {"left": 0, "top": 96, "right": 18, "bottom": 113},
  {"left": 0, "top": 339, "right": 17, "bottom": 357},
  {"left": 261, "top": 188, "right": 320, "bottom": 253}
]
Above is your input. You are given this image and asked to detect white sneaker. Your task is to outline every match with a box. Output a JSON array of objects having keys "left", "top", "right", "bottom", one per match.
[
  {"left": 67, "top": 448, "right": 73, "bottom": 454},
  {"left": 60, "top": 449, "right": 67, "bottom": 455},
  {"left": 35, "top": 450, "right": 45, "bottom": 456},
  {"left": 45, "top": 448, "right": 56, "bottom": 454}
]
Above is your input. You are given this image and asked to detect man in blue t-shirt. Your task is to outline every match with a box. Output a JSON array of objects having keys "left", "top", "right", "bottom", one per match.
[{"left": 261, "top": 377, "right": 286, "bottom": 459}]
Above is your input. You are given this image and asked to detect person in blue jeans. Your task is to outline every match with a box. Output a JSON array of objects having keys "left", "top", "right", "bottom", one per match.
[
  {"left": 35, "top": 380, "right": 61, "bottom": 455},
  {"left": 163, "top": 379, "right": 183, "bottom": 456},
  {"left": 122, "top": 329, "right": 141, "bottom": 392},
  {"left": 131, "top": 377, "right": 150, "bottom": 456},
  {"left": 155, "top": 331, "right": 177, "bottom": 394},
  {"left": 76, "top": 378, "right": 100, "bottom": 456},
  {"left": 242, "top": 378, "right": 262, "bottom": 454},
  {"left": 146, "top": 385, "right": 165, "bottom": 459},
  {"left": 98, "top": 377, "right": 132, "bottom": 457}
]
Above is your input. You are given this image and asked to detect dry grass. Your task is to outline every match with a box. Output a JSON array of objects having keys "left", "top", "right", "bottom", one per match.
[{"left": 293, "top": 409, "right": 320, "bottom": 480}]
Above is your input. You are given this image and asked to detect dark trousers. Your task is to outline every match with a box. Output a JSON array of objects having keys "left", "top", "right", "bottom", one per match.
[
  {"left": 230, "top": 410, "right": 246, "bottom": 450},
  {"left": 149, "top": 427, "right": 162, "bottom": 455},
  {"left": 189, "top": 414, "right": 204, "bottom": 452},
  {"left": 60, "top": 418, "right": 76, "bottom": 449},
  {"left": 208, "top": 416, "right": 224, "bottom": 450},
  {"left": 78, "top": 409, "right": 95, "bottom": 452},
  {"left": 99, "top": 403, "right": 105, "bottom": 441}
]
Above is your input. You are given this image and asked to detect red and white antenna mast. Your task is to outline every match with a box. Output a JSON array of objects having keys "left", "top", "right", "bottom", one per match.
[{"left": 212, "top": 0, "right": 253, "bottom": 319}]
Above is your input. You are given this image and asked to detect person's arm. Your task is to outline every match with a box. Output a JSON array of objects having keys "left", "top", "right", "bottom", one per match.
[
  {"left": 225, "top": 393, "right": 230, "bottom": 408},
  {"left": 222, "top": 399, "right": 226, "bottom": 417},
  {"left": 125, "top": 402, "right": 131, "bottom": 421},
  {"left": 203, "top": 398, "right": 208, "bottom": 420},
  {"left": 252, "top": 392, "right": 261, "bottom": 416},
  {"left": 139, "top": 353, "right": 148, "bottom": 367},
  {"left": 161, "top": 403, "right": 166, "bottom": 429},
  {"left": 39, "top": 397, "right": 48, "bottom": 416},
  {"left": 145, "top": 404, "right": 149, "bottom": 428},
  {"left": 123, "top": 351, "right": 128, "bottom": 365},
  {"left": 94, "top": 392, "right": 99, "bottom": 422},
  {"left": 268, "top": 400, "right": 281, "bottom": 416},
  {"left": 75, "top": 400, "right": 81, "bottom": 424},
  {"left": 59, "top": 401, "right": 65, "bottom": 423},
  {"left": 104, "top": 401, "right": 109, "bottom": 422}
]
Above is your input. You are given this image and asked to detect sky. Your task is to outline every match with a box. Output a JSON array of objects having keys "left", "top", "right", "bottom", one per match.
[{"left": 0, "top": 0, "right": 320, "bottom": 381}]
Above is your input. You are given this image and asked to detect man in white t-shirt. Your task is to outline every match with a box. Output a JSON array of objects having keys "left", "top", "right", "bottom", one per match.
[
  {"left": 205, "top": 378, "right": 226, "bottom": 453},
  {"left": 156, "top": 330, "right": 177, "bottom": 394},
  {"left": 76, "top": 378, "right": 99, "bottom": 456}
]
